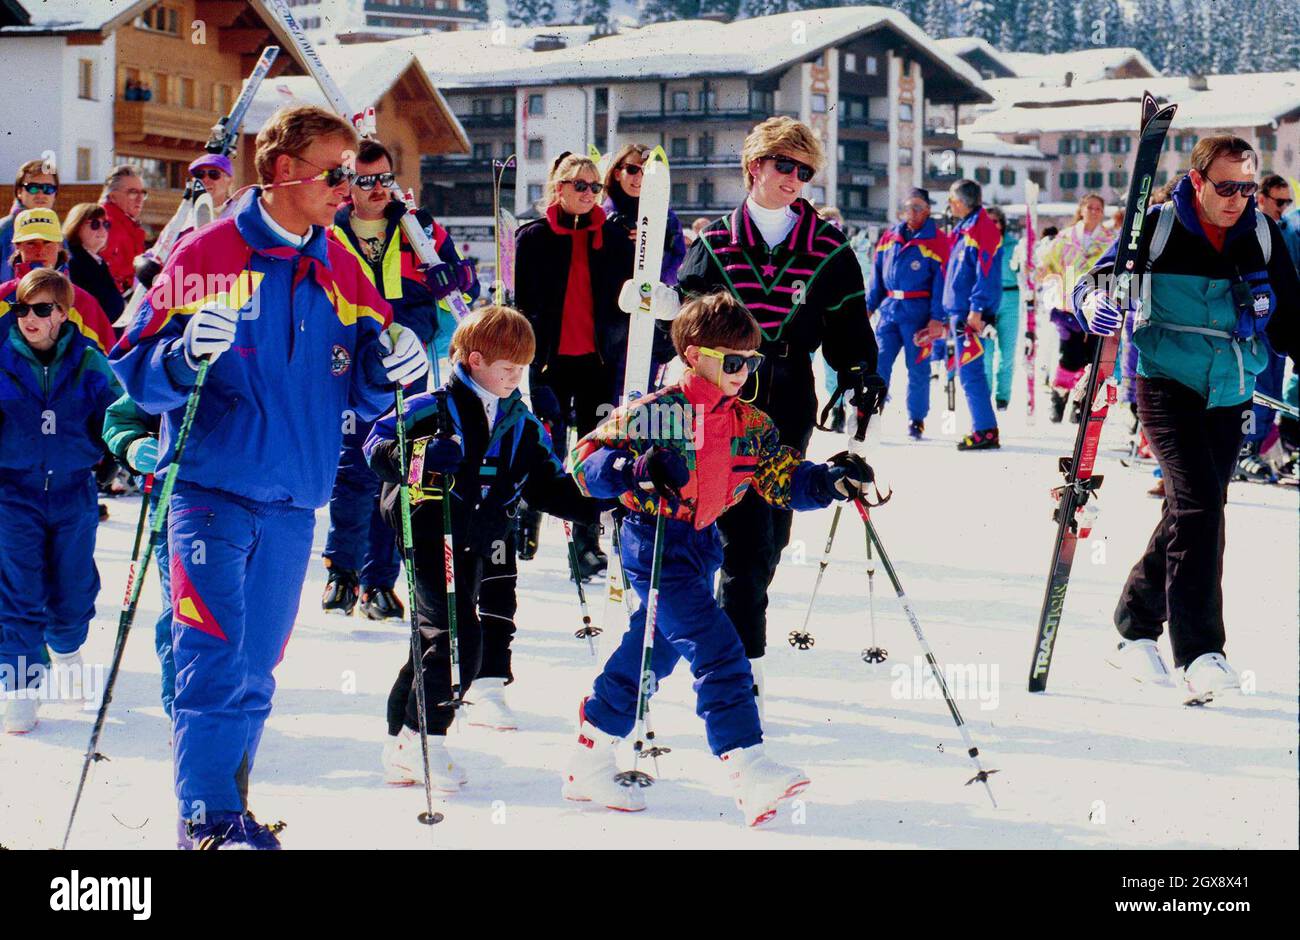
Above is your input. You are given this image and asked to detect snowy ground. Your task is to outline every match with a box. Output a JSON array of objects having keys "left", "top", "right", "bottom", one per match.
[{"left": 2, "top": 370, "right": 1296, "bottom": 851}]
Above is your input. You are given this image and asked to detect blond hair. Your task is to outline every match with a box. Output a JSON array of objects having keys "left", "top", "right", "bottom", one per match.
[
  {"left": 16, "top": 267, "right": 74, "bottom": 309},
  {"left": 740, "top": 116, "right": 825, "bottom": 189},
  {"left": 254, "top": 105, "right": 359, "bottom": 185},
  {"left": 540, "top": 152, "right": 599, "bottom": 211},
  {"left": 449, "top": 305, "right": 536, "bottom": 366},
  {"left": 1072, "top": 193, "right": 1106, "bottom": 224}
]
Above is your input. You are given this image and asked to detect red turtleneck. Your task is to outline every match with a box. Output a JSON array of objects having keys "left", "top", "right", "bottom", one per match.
[{"left": 547, "top": 203, "right": 605, "bottom": 357}]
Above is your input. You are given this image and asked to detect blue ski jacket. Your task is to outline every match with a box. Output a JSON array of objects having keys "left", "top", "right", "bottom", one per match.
[
  {"left": 866, "top": 217, "right": 948, "bottom": 325},
  {"left": 942, "top": 207, "right": 1004, "bottom": 323}
]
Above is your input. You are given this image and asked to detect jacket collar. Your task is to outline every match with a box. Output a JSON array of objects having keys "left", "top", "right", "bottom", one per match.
[
  {"left": 234, "top": 188, "right": 330, "bottom": 265},
  {"left": 729, "top": 197, "right": 820, "bottom": 254},
  {"left": 545, "top": 203, "right": 606, "bottom": 247},
  {"left": 680, "top": 369, "right": 736, "bottom": 414},
  {"left": 1171, "top": 173, "right": 1258, "bottom": 249},
  {"left": 7, "top": 320, "right": 77, "bottom": 367}
]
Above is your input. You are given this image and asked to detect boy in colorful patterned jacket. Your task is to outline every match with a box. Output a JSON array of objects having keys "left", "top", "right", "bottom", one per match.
[{"left": 563, "top": 291, "right": 873, "bottom": 826}]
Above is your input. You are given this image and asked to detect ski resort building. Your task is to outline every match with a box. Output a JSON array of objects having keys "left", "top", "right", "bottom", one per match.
[
  {"left": 392, "top": 7, "right": 993, "bottom": 241},
  {"left": 966, "top": 71, "right": 1300, "bottom": 206},
  {"left": 283, "top": 0, "right": 487, "bottom": 48}
]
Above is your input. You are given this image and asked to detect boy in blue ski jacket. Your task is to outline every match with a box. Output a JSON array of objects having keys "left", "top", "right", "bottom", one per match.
[
  {"left": 110, "top": 105, "right": 429, "bottom": 850},
  {"left": 564, "top": 291, "right": 872, "bottom": 826},
  {"left": 0, "top": 268, "right": 121, "bottom": 733},
  {"left": 866, "top": 188, "right": 948, "bottom": 439}
]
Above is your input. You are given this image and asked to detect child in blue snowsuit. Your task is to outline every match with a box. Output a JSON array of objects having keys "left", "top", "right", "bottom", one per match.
[
  {"left": 110, "top": 107, "right": 429, "bottom": 849},
  {"left": 0, "top": 268, "right": 121, "bottom": 733},
  {"left": 940, "top": 182, "right": 1004, "bottom": 450},
  {"left": 564, "top": 291, "right": 871, "bottom": 826},
  {"left": 867, "top": 189, "right": 948, "bottom": 437}
]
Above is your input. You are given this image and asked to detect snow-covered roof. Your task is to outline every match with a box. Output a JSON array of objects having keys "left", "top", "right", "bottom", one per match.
[
  {"left": 957, "top": 128, "right": 1047, "bottom": 160},
  {"left": 968, "top": 71, "right": 1300, "bottom": 134},
  {"left": 388, "top": 6, "right": 989, "bottom": 101},
  {"left": 997, "top": 47, "right": 1160, "bottom": 84},
  {"left": 935, "top": 36, "right": 1016, "bottom": 78},
  {"left": 0, "top": 0, "right": 146, "bottom": 33},
  {"left": 244, "top": 42, "right": 469, "bottom": 153}
]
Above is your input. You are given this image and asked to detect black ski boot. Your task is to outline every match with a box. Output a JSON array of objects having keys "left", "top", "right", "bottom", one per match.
[
  {"left": 907, "top": 419, "right": 924, "bottom": 440},
  {"left": 322, "top": 564, "right": 360, "bottom": 616},
  {"left": 957, "top": 427, "right": 1001, "bottom": 451},
  {"left": 570, "top": 523, "right": 606, "bottom": 582},
  {"left": 516, "top": 504, "right": 542, "bottom": 561},
  {"left": 360, "top": 586, "right": 405, "bottom": 621},
  {"left": 996, "top": 399, "right": 1010, "bottom": 411},
  {"left": 1050, "top": 389, "right": 1067, "bottom": 423}
]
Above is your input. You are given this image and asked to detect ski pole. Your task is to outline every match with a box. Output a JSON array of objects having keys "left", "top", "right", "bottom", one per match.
[
  {"left": 429, "top": 389, "right": 469, "bottom": 718},
  {"left": 788, "top": 504, "right": 841, "bottom": 651},
  {"left": 860, "top": 520, "right": 887, "bottom": 664},
  {"left": 1253, "top": 390, "right": 1299, "bottom": 419},
  {"left": 852, "top": 498, "right": 999, "bottom": 807},
  {"left": 608, "top": 518, "right": 661, "bottom": 745},
  {"left": 562, "top": 519, "right": 602, "bottom": 654},
  {"left": 392, "top": 359, "right": 444, "bottom": 828},
  {"left": 63, "top": 364, "right": 208, "bottom": 850},
  {"left": 613, "top": 506, "right": 671, "bottom": 788}
]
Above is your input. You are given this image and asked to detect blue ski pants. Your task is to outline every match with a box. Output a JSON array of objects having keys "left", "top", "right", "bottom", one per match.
[
  {"left": 323, "top": 416, "right": 400, "bottom": 589},
  {"left": 876, "top": 312, "right": 934, "bottom": 421}
]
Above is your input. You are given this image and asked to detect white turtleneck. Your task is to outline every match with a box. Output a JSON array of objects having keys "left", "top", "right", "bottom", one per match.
[
  {"left": 460, "top": 366, "right": 499, "bottom": 428},
  {"left": 258, "top": 196, "right": 311, "bottom": 249},
  {"left": 745, "top": 195, "right": 797, "bottom": 248}
]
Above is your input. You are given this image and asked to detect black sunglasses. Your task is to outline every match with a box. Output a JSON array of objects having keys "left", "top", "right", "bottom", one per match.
[
  {"left": 22, "top": 182, "right": 58, "bottom": 196},
  {"left": 1202, "top": 172, "right": 1257, "bottom": 198},
  {"left": 762, "top": 155, "right": 815, "bottom": 183},
  {"left": 563, "top": 179, "right": 603, "bottom": 195},
  {"left": 87, "top": 218, "right": 111, "bottom": 231},
  {"left": 11, "top": 301, "right": 59, "bottom": 318},
  {"left": 617, "top": 164, "right": 643, "bottom": 176},
  {"left": 354, "top": 172, "right": 396, "bottom": 192},
  {"left": 191, "top": 169, "right": 226, "bottom": 181},
  {"left": 700, "top": 346, "right": 765, "bottom": 375}
]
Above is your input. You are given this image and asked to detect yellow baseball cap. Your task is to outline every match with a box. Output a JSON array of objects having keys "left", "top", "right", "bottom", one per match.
[{"left": 13, "top": 208, "right": 62, "bottom": 243}]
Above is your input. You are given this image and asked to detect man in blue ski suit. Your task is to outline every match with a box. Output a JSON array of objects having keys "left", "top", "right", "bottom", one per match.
[
  {"left": 932, "top": 179, "right": 1003, "bottom": 450},
  {"left": 110, "top": 105, "right": 430, "bottom": 850},
  {"left": 321, "top": 137, "right": 477, "bottom": 620},
  {"left": 867, "top": 188, "right": 948, "bottom": 439}
]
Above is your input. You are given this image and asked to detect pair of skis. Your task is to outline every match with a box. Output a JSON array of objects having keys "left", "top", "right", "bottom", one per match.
[
  {"left": 1028, "top": 92, "right": 1178, "bottom": 693},
  {"left": 1023, "top": 180, "right": 1039, "bottom": 422}
]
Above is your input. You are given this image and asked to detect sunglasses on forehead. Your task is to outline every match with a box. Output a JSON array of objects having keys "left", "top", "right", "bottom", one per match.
[
  {"left": 699, "top": 346, "right": 764, "bottom": 375},
  {"left": 1201, "top": 172, "right": 1258, "bottom": 199},
  {"left": 761, "top": 155, "right": 815, "bottom": 182},
  {"left": 22, "top": 182, "right": 58, "bottom": 196},
  {"left": 354, "top": 172, "right": 396, "bottom": 192},
  {"left": 11, "top": 301, "right": 59, "bottom": 318}
]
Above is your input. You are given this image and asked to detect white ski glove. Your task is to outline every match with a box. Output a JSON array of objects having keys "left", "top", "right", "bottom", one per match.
[
  {"left": 379, "top": 325, "right": 430, "bottom": 387},
  {"left": 618, "top": 279, "right": 680, "bottom": 320},
  {"left": 181, "top": 304, "right": 240, "bottom": 369}
]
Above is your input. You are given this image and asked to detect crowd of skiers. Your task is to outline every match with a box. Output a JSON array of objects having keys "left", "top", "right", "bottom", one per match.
[{"left": 0, "top": 104, "right": 1296, "bottom": 846}]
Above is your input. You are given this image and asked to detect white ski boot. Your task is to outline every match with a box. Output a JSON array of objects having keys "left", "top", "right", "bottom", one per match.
[
  {"left": 467, "top": 677, "right": 518, "bottom": 731},
  {"left": 561, "top": 700, "right": 646, "bottom": 812},
  {"left": 720, "top": 744, "right": 809, "bottom": 827},
  {"left": 749, "top": 657, "right": 766, "bottom": 725},
  {"left": 1105, "top": 639, "right": 1174, "bottom": 687},
  {"left": 3, "top": 693, "right": 38, "bottom": 734},
  {"left": 48, "top": 647, "right": 88, "bottom": 703},
  {"left": 381, "top": 727, "right": 467, "bottom": 790},
  {"left": 1183, "top": 652, "right": 1240, "bottom": 706}
]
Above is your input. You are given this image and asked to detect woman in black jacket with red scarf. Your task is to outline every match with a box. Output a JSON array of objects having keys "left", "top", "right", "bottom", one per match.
[{"left": 513, "top": 152, "right": 630, "bottom": 575}]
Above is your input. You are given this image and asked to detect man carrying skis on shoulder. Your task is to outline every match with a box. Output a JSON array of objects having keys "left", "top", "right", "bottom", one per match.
[
  {"left": 669, "top": 117, "right": 878, "bottom": 711},
  {"left": 321, "top": 137, "right": 478, "bottom": 622},
  {"left": 1074, "top": 136, "right": 1298, "bottom": 702},
  {"left": 110, "top": 104, "right": 429, "bottom": 849}
]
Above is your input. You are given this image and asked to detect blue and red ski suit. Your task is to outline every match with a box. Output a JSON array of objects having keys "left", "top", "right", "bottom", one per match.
[
  {"left": 942, "top": 207, "right": 1004, "bottom": 432},
  {"left": 867, "top": 218, "right": 948, "bottom": 421},
  {"left": 0, "top": 322, "right": 121, "bottom": 691},
  {"left": 110, "top": 190, "right": 395, "bottom": 822}
]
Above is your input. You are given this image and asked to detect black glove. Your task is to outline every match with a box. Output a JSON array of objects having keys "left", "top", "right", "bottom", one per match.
[
  {"left": 626, "top": 446, "right": 690, "bottom": 507},
  {"left": 849, "top": 373, "right": 888, "bottom": 420},
  {"left": 811, "top": 450, "right": 875, "bottom": 503}
]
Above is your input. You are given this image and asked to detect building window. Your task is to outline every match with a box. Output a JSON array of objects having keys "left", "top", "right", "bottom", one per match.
[
  {"left": 974, "top": 166, "right": 991, "bottom": 185},
  {"left": 698, "top": 88, "right": 716, "bottom": 111},
  {"left": 699, "top": 133, "right": 713, "bottom": 157},
  {"left": 866, "top": 55, "right": 878, "bottom": 75},
  {"left": 527, "top": 93, "right": 544, "bottom": 115},
  {"left": 215, "top": 84, "right": 233, "bottom": 113},
  {"left": 527, "top": 183, "right": 543, "bottom": 204},
  {"left": 671, "top": 182, "right": 688, "bottom": 204},
  {"left": 78, "top": 59, "right": 95, "bottom": 100},
  {"left": 527, "top": 138, "right": 543, "bottom": 160},
  {"left": 750, "top": 89, "right": 774, "bottom": 113},
  {"left": 812, "top": 94, "right": 827, "bottom": 113},
  {"left": 153, "top": 73, "right": 168, "bottom": 105},
  {"left": 474, "top": 142, "right": 492, "bottom": 160},
  {"left": 76, "top": 147, "right": 92, "bottom": 181},
  {"left": 1059, "top": 171, "right": 1079, "bottom": 189},
  {"left": 472, "top": 98, "right": 490, "bottom": 114},
  {"left": 844, "top": 52, "right": 857, "bottom": 72},
  {"left": 898, "top": 146, "right": 912, "bottom": 166},
  {"left": 899, "top": 103, "right": 913, "bottom": 122},
  {"left": 1085, "top": 137, "right": 1103, "bottom": 154},
  {"left": 1057, "top": 137, "right": 1075, "bottom": 155},
  {"left": 671, "top": 90, "right": 690, "bottom": 111},
  {"left": 137, "top": 3, "right": 182, "bottom": 36},
  {"left": 698, "top": 179, "right": 715, "bottom": 205},
  {"left": 1109, "top": 170, "right": 1128, "bottom": 188},
  {"left": 594, "top": 87, "right": 608, "bottom": 113},
  {"left": 671, "top": 137, "right": 688, "bottom": 158},
  {"left": 1259, "top": 134, "right": 1277, "bottom": 152},
  {"left": 180, "top": 76, "right": 194, "bottom": 108},
  {"left": 1084, "top": 171, "right": 1103, "bottom": 189},
  {"left": 1028, "top": 169, "right": 1046, "bottom": 187},
  {"left": 999, "top": 167, "right": 1016, "bottom": 186},
  {"left": 503, "top": 96, "right": 515, "bottom": 114}
]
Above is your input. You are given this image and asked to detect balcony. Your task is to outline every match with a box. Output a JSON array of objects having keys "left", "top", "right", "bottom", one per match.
[
  {"left": 115, "top": 100, "right": 221, "bottom": 148},
  {"left": 618, "top": 108, "right": 796, "bottom": 130},
  {"left": 923, "top": 126, "right": 961, "bottom": 148},
  {"left": 845, "top": 207, "right": 889, "bottom": 224},
  {"left": 664, "top": 154, "right": 736, "bottom": 168},
  {"left": 456, "top": 112, "right": 516, "bottom": 129},
  {"left": 362, "top": 1, "right": 485, "bottom": 19},
  {"left": 924, "top": 169, "right": 961, "bottom": 186},
  {"left": 839, "top": 116, "right": 888, "bottom": 131},
  {"left": 424, "top": 156, "right": 502, "bottom": 175},
  {"left": 839, "top": 160, "right": 889, "bottom": 185},
  {"left": 672, "top": 203, "right": 734, "bottom": 215}
]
